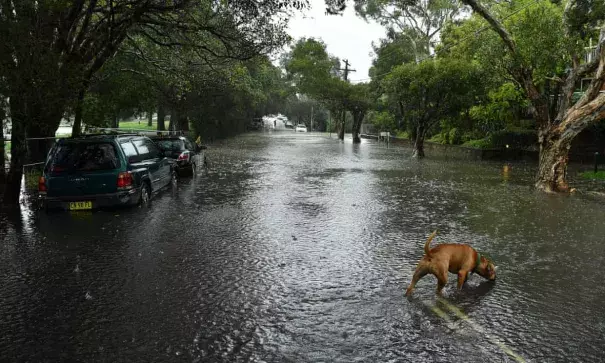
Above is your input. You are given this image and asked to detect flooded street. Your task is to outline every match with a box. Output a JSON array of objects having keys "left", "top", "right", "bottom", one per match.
[{"left": 2, "top": 132, "right": 605, "bottom": 362}]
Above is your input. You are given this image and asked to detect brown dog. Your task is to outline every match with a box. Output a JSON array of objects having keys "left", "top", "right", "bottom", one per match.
[{"left": 405, "top": 231, "right": 496, "bottom": 296}]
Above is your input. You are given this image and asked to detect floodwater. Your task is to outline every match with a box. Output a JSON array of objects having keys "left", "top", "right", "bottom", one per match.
[{"left": 1, "top": 132, "right": 605, "bottom": 362}]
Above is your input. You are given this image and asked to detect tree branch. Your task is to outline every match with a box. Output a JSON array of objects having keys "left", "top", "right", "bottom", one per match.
[{"left": 461, "top": 0, "right": 518, "bottom": 56}]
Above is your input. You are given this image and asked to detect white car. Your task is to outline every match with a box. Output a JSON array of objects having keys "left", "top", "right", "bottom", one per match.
[{"left": 295, "top": 124, "right": 307, "bottom": 132}]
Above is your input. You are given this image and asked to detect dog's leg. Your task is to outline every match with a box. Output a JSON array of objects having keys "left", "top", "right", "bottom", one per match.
[
  {"left": 405, "top": 265, "right": 428, "bottom": 296},
  {"left": 457, "top": 270, "right": 470, "bottom": 290},
  {"left": 436, "top": 269, "right": 448, "bottom": 296}
]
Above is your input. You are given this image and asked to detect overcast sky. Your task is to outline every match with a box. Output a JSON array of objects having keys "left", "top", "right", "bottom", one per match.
[{"left": 281, "top": 0, "right": 387, "bottom": 83}]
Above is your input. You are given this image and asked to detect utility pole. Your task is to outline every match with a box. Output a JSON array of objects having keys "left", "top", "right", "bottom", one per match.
[{"left": 337, "top": 59, "right": 356, "bottom": 82}]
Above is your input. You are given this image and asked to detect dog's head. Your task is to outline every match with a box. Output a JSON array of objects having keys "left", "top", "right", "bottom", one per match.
[{"left": 477, "top": 257, "right": 497, "bottom": 281}]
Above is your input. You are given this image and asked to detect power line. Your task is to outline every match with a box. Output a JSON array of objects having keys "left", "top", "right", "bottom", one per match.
[{"left": 348, "top": 0, "right": 543, "bottom": 83}]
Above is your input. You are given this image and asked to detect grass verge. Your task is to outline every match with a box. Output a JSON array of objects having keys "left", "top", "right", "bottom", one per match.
[{"left": 579, "top": 171, "right": 605, "bottom": 180}]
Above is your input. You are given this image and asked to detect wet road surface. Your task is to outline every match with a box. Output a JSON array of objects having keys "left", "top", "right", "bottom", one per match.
[{"left": 2, "top": 132, "right": 605, "bottom": 362}]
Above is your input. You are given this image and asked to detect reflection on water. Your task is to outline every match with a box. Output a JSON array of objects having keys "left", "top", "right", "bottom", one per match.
[{"left": 1, "top": 132, "right": 605, "bottom": 362}]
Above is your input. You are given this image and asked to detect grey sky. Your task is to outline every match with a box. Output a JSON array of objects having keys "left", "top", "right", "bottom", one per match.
[{"left": 283, "top": 0, "right": 386, "bottom": 82}]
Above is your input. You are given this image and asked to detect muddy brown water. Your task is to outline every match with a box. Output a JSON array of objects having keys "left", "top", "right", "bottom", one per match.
[{"left": 1, "top": 132, "right": 605, "bottom": 362}]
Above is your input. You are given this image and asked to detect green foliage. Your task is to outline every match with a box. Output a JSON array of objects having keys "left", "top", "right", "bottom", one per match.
[
  {"left": 469, "top": 83, "right": 530, "bottom": 134},
  {"left": 440, "top": 0, "right": 568, "bottom": 83},
  {"left": 356, "top": 0, "right": 460, "bottom": 59},
  {"left": 383, "top": 58, "right": 484, "bottom": 137},
  {"left": 285, "top": 37, "right": 371, "bottom": 133},
  {"left": 371, "top": 111, "right": 396, "bottom": 131},
  {"left": 462, "top": 138, "right": 492, "bottom": 149},
  {"left": 449, "top": 127, "right": 462, "bottom": 145},
  {"left": 396, "top": 130, "right": 409, "bottom": 139},
  {"left": 579, "top": 171, "right": 605, "bottom": 180}
]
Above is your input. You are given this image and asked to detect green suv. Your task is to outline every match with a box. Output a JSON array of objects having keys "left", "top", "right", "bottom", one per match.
[{"left": 39, "top": 134, "right": 177, "bottom": 211}]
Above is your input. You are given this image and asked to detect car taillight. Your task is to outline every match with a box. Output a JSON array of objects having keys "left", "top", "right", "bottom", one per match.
[
  {"left": 38, "top": 176, "right": 47, "bottom": 193},
  {"left": 117, "top": 172, "right": 133, "bottom": 189},
  {"left": 177, "top": 152, "right": 189, "bottom": 161}
]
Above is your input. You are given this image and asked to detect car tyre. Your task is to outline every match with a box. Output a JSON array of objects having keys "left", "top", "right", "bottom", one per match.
[
  {"left": 140, "top": 183, "right": 150, "bottom": 206},
  {"left": 170, "top": 169, "right": 178, "bottom": 188}
]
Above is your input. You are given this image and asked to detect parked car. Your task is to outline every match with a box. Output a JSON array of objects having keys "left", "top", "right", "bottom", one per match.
[
  {"left": 38, "top": 134, "right": 177, "bottom": 211},
  {"left": 150, "top": 135, "right": 207, "bottom": 176},
  {"left": 295, "top": 124, "right": 307, "bottom": 132}
]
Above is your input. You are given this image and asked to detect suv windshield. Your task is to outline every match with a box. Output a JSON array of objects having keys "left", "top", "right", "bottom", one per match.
[
  {"left": 48, "top": 142, "right": 120, "bottom": 173},
  {"left": 156, "top": 139, "right": 185, "bottom": 151}
]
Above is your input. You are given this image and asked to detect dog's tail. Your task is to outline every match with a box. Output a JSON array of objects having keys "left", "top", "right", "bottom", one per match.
[{"left": 424, "top": 230, "right": 437, "bottom": 259}]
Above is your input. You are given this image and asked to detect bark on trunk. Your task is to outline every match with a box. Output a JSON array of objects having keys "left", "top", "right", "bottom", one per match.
[
  {"left": 0, "top": 108, "right": 5, "bottom": 183},
  {"left": 535, "top": 130, "right": 571, "bottom": 193},
  {"left": 337, "top": 109, "right": 345, "bottom": 140},
  {"left": 72, "top": 89, "right": 85, "bottom": 137},
  {"left": 351, "top": 110, "right": 365, "bottom": 144},
  {"left": 535, "top": 93, "right": 605, "bottom": 192},
  {"left": 179, "top": 115, "right": 189, "bottom": 132},
  {"left": 169, "top": 109, "right": 176, "bottom": 133},
  {"left": 147, "top": 110, "right": 153, "bottom": 127},
  {"left": 3, "top": 99, "right": 26, "bottom": 204},
  {"left": 111, "top": 114, "right": 119, "bottom": 128},
  {"left": 157, "top": 104, "right": 165, "bottom": 131},
  {"left": 412, "top": 126, "right": 425, "bottom": 158}
]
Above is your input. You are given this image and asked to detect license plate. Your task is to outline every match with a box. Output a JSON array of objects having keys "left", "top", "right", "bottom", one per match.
[{"left": 69, "top": 201, "right": 92, "bottom": 210}]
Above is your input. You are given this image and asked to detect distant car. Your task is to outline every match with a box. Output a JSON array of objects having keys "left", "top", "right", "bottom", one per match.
[
  {"left": 151, "top": 136, "right": 207, "bottom": 176},
  {"left": 39, "top": 134, "right": 177, "bottom": 211},
  {"left": 295, "top": 124, "right": 307, "bottom": 132}
]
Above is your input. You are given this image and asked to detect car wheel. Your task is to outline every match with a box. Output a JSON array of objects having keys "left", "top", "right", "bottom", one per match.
[
  {"left": 140, "top": 183, "right": 150, "bottom": 206},
  {"left": 191, "top": 161, "right": 196, "bottom": 177},
  {"left": 170, "top": 169, "right": 178, "bottom": 188}
]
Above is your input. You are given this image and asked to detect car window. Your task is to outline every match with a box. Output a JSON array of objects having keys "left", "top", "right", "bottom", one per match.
[
  {"left": 156, "top": 139, "right": 185, "bottom": 151},
  {"left": 133, "top": 138, "right": 160, "bottom": 159},
  {"left": 120, "top": 141, "right": 138, "bottom": 158},
  {"left": 48, "top": 142, "right": 120, "bottom": 173}
]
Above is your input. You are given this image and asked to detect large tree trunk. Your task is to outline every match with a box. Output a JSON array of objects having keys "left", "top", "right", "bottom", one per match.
[
  {"left": 72, "top": 89, "right": 85, "bottom": 137},
  {"left": 536, "top": 93, "right": 605, "bottom": 192},
  {"left": 3, "top": 98, "right": 27, "bottom": 204},
  {"left": 25, "top": 110, "right": 63, "bottom": 167},
  {"left": 157, "top": 103, "right": 165, "bottom": 131},
  {"left": 147, "top": 110, "right": 153, "bottom": 127},
  {"left": 0, "top": 107, "right": 5, "bottom": 183},
  {"left": 169, "top": 109, "right": 176, "bottom": 133},
  {"left": 535, "top": 131, "right": 571, "bottom": 193},
  {"left": 338, "top": 109, "right": 345, "bottom": 140},
  {"left": 412, "top": 125, "right": 425, "bottom": 158},
  {"left": 178, "top": 114, "right": 189, "bottom": 132},
  {"left": 351, "top": 110, "right": 365, "bottom": 144}
]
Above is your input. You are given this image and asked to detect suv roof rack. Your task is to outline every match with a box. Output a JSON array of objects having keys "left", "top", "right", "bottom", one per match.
[{"left": 74, "top": 133, "right": 140, "bottom": 139}]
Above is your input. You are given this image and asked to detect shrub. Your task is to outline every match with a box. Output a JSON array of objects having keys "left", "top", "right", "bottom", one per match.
[
  {"left": 448, "top": 128, "right": 462, "bottom": 145},
  {"left": 462, "top": 138, "right": 491, "bottom": 149}
]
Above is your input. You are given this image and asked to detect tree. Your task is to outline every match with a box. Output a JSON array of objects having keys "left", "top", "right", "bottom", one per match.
[
  {"left": 459, "top": 0, "right": 605, "bottom": 192},
  {"left": 348, "top": 83, "right": 372, "bottom": 143},
  {"left": 355, "top": 0, "right": 461, "bottom": 62},
  {"left": 285, "top": 38, "right": 351, "bottom": 140},
  {"left": 370, "top": 29, "right": 427, "bottom": 82},
  {"left": 0, "top": 0, "right": 291, "bottom": 203},
  {"left": 383, "top": 58, "right": 483, "bottom": 157}
]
